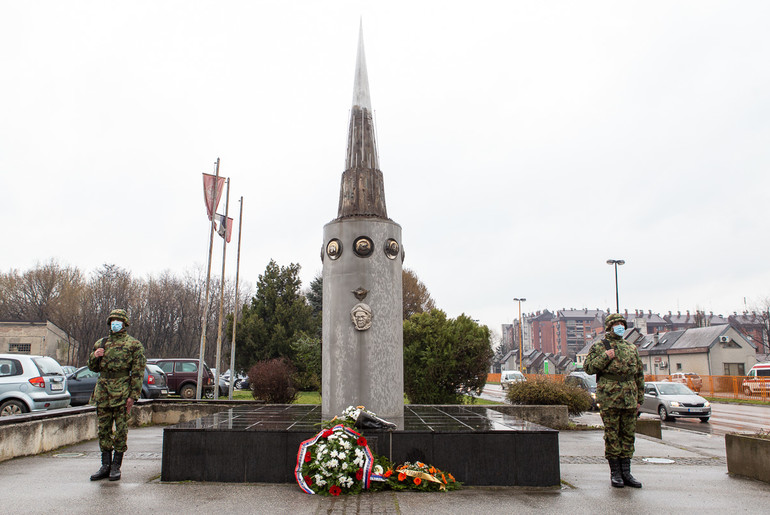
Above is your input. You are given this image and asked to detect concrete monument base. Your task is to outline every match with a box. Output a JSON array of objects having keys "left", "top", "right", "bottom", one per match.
[{"left": 161, "top": 404, "right": 560, "bottom": 486}]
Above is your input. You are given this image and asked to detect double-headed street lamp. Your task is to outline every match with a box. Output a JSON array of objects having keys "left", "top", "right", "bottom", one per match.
[
  {"left": 606, "top": 259, "right": 625, "bottom": 313},
  {"left": 513, "top": 298, "right": 526, "bottom": 371}
]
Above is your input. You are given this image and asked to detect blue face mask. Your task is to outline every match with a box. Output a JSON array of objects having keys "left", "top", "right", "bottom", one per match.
[
  {"left": 111, "top": 321, "right": 123, "bottom": 333},
  {"left": 613, "top": 325, "right": 625, "bottom": 337}
]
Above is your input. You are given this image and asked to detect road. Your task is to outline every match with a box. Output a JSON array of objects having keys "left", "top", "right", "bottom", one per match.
[
  {"left": 479, "top": 383, "right": 770, "bottom": 436},
  {"left": 655, "top": 402, "right": 770, "bottom": 436}
]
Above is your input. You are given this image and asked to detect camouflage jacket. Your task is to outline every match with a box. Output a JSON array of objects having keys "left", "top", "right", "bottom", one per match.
[
  {"left": 88, "top": 332, "right": 146, "bottom": 407},
  {"left": 583, "top": 333, "right": 644, "bottom": 410}
]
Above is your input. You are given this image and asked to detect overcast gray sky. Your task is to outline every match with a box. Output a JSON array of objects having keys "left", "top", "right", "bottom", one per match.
[{"left": 2, "top": 1, "right": 769, "bottom": 335}]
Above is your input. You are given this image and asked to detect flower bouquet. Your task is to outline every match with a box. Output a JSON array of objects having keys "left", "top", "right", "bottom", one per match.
[
  {"left": 297, "top": 406, "right": 460, "bottom": 495},
  {"left": 386, "top": 461, "right": 460, "bottom": 491},
  {"left": 295, "top": 424, "right": 375, "bottom": 496}
]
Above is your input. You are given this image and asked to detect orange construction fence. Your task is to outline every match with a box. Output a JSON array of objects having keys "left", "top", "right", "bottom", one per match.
[{"left": 488, "top": 373, "right": 770, "bottom": 402}]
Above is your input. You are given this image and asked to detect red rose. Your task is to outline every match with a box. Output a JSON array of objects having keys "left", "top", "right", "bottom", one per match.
[
  {"left": 355, "top": 468, "right": 364, "bottom": 481},
  {"left": 304, "top": 475, "right": 313, "bottom": 486},
  {"left": 321, "top": 429, "right": 333, "bottom": 438},
  {"left": 357, "top": 437, "right": 367, "bottom": 446},
  {"left": 329, "top": 485, "right": 342, "bottom": 496},
  {"left": 304, "top": 452, "right": 312, "bottom": 463}
]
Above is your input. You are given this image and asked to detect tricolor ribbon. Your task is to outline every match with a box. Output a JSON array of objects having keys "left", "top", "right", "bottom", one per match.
[{"left": 295, "top": 424, "right": 374, "bottom": 494}]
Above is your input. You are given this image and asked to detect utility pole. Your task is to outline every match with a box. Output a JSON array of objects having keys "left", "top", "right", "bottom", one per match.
[
  {"left": 606, "top": 259, "right": 625, "bottom": 313},
  {"left": 514, "top": 298, "right": 526, "bottom": 371}
]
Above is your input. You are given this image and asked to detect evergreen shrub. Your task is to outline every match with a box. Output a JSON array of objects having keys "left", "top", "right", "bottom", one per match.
[{"left": 505, "top": 377, "right": 592, "bottom": 415}]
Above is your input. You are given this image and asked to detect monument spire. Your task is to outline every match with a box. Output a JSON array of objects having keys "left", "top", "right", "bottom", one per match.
[{"left": 338, "top": 21, "right": 386, "bottom": 219}]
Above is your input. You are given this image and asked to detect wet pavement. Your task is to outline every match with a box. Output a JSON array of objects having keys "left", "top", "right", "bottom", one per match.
[{"left": 2, "top": 416, "right": 769, "bottom": 514}]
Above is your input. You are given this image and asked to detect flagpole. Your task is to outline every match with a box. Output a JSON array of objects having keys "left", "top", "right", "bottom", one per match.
[
  {"left": 228, "top": 196, "right": 244, "bottom": 400},
  {"left": 197, "top": 157, "right": 220, "bottom": 400},
  {"left": 213, "top": 177, "right": 231, "bottom": 399}
]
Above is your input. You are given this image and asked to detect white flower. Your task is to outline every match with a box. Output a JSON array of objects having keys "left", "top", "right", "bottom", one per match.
[
  {"left": 328, "top": 458, "right": 339, "bottom": 469},
  {"left": 341, "top": 462, "right": 348, "bottom": 470},
  {"left": 329, "top": 450, "right": 339, "bottom": 459},
  {"left": 354, "top": 448, "right": 364, "bottom": 458},
  {"left": 353, "top": 457, "right": 364, "bottom": 467}
]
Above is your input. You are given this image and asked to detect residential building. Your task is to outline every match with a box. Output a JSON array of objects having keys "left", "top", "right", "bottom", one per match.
[
  {"left": 729, "top": 312, "right": 768, "bottom": 354},
  {"left": 530, "top": 310, "right": 557, "bottom": 355},
  {"left": 636, "top": 324, "right": 756, "bottom": 377},
  {"left": 555, "top": 309, "right": 604, "bottom": 360}
]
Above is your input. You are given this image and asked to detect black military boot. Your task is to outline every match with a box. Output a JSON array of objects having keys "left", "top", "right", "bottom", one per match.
[
  {"left": 608, "top": 458, "right": 624, "bottom": 488},
  {"left": 620, "top": 457, "right": 642, "bottom": 488},
  {"left": 90, "top": 450, "right": 112, "bottom": 481},
  {"left": 109, "top": 451, "right": 124, "bottom": 481}
]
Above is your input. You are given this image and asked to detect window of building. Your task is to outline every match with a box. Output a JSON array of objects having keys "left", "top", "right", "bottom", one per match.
[
  {"left": 8, "top": 343, "right": 31, "bottom": 353},
  {"left": 723, "top": 363, "right": 746, "bottom": 376},
  {"left": 642, "top": 363, "right": 647, "bottom": 372},
  {"left": 676, "top": 363, "right": 682, "bottom": 371}
]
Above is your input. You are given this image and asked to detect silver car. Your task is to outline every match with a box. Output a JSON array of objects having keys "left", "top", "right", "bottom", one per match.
[
  {"left": 639, "top": 381, "right": 711, "bottom": 422},
  {"left": 0, "top": 354, "right": 71, "bottom": 416}
]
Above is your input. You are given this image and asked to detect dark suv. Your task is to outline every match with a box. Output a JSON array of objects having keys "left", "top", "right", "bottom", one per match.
[
  {"left": 565, "top": 372, "right": 599, "bottom": 410},
  {"left": 146, "top": 358, "right": 214, "bottom": 399}
]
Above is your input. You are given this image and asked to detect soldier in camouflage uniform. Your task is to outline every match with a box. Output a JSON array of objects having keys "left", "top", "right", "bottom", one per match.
[
  {"left": 87, "top": 309, "right": 146, "bottom": 481},
  {"left": 584, "top": 313, "right": 644, "bottom": 488}
]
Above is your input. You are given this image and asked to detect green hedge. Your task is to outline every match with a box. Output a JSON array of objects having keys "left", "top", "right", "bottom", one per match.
[{"left": 505, "top": 377, "right": 591, "bottom": 415}]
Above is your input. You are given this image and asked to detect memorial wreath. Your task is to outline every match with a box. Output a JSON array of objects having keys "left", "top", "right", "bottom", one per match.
[{"left": 295, "top": 406, "right": 459, "bottom": 495}]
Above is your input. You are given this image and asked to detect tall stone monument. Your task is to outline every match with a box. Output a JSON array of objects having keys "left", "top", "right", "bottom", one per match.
[{"left": 321, "top": 25, "right": 404, "bottom": 424}]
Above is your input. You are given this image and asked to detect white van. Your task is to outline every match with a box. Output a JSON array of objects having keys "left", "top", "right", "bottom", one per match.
[
  {"left": 742, "top": 362, "right": 770, "bottom": 396},
  {"left": 500, "top": 370, "right": 526, "bottom": 389}
]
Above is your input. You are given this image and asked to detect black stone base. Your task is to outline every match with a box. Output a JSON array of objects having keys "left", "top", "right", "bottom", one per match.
[{"left": 161, "top": 404, "right": 560, "bottom": 487}]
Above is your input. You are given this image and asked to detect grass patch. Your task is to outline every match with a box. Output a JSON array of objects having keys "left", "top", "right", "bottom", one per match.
[
  {"left": 461, "top": 395, "right": 503, "bottom": 405},
  {"left": 231, "top": 390, "right": 322, "bottom": 403},
  {"left": 295, "top": 391, "right": 322, "bottom": 404},
  {"left": 704, "top": 396, "right": 770, "bottom": 406}
]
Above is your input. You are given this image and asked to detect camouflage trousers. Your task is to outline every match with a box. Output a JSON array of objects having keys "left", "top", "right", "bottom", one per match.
[
  {"left": 97, "top": 405, "right": 130, "bottom": 453},
  {"left": 600, "top": 408, "right": 637, "bottom": 459}
]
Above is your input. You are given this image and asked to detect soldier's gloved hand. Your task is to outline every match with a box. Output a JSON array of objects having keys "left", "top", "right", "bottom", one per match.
[
  {"left": 94, "top": 348, "right": 105, "bottom": 358},
  {"left": 126, "top": 398, "right": 134, "bottom": 412},
  {"left": 605, "top": 349, "right": 615, "bottom": 359}
]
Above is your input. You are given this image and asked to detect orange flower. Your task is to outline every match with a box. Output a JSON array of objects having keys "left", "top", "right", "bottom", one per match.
[
  {"left": 429, "top": 467, "right": 436, "bottom": 474},
  {"left": 398, "top": 472, "right": 406, "bottom": 482},
  {"left": 416, "top": 461, "right": 425, "bottom": 468},
  {"left": 448, "top": 473, "right": 455, "bottom": 482},
  {"left": 413, "top": 477, "right": 422, "bottom": 486},
  {"left": 384, "top": 470, "right": 393, "bottom": 478},
  {"left": 441, "top": 473, "right": 447, "bottom": 484}
]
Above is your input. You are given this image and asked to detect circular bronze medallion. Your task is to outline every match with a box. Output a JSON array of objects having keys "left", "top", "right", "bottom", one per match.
[
  {"left": 384, "top": 238, "right": 399, "bottom": 260},
  {"left": 353, "top": 236, "right": 373, "bottom": 257},
  {"left": 326, "top": 238, "right": 342, "bottom": 260}
]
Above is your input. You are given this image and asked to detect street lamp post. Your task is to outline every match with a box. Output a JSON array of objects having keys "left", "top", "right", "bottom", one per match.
[
  {"left": 606, "top": 259, "right": 625, "bottom": 313},
  {"left": 513, "top": 298, "right": 526, "bottom": 372}
]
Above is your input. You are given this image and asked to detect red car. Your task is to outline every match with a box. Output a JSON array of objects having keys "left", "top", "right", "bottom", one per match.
[{"left": 146, "top": 358, "right": 214, "bottom": 399}]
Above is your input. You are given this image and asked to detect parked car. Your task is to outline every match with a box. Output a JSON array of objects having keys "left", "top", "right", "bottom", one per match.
[
  {"left": 565, "top": 372, "right": 599, "bottom": 410},
  {"left": 146, "top": 358, "right": 214, "bottom": 399},
  {"left": 742, "top": 362, "right": 770, "bottom": 396},
  {"left": 0, "top": 354, "right": 70, "bottom": 416},
  {"left": 61, "top": 365, "right": 77, "bottom": 376},
  {"left": 500, "top": 370, "right": 526, "bottom": 389},
  {"left": 66, "top": 366, "right": 100, "bottom": 406},
  {"left": 671, "top": 372, "right": 703, "bottom": 393},
  {"left": 67, "top": 364, "right": 170, "bottom": 406},
  {"left": 142, "top": 364, "right": 169, "bottom": 399},
  {"left": 638, "top": 381, "right": 711, "bottom": 422}
]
